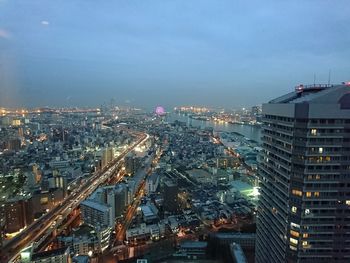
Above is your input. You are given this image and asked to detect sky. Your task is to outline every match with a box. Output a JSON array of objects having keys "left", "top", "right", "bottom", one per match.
[{"left": 0, "top": 0, "right": 350, "bottom": 110}]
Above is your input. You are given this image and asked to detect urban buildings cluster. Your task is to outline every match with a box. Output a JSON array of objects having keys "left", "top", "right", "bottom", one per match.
[
  {"left": 0, "top": 109, "right": 134, "bottom": 251},
  {"left": 1, "top": 82, "right": 350, "bottom": 263}
]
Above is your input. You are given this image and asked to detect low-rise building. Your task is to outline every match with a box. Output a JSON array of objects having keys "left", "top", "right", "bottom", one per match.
[
  {"left": 211, "top": 233, "right": 255, "bottom": 249},
  {"left": 80, "top": 200, "right": 113, "bottom": 228},
  {"left": 126, "top": 223, "right": 165, "bottom": 242},
  {"left": 174, "top": 241, "right": 207, "bottom": 260},
  {"left": 31, "top": 246, "right": 71, "bottom": 263},
  {"left": 58, "top": 225, "right": 99, "bottom": 256}
]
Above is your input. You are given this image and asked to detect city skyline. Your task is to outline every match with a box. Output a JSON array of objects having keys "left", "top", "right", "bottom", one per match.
[
  {"left": 1, "top": 1, "right": 350, "bottom": 262},
  {"left": 1, "top": 0, "right": 350, "bottom": 109}
]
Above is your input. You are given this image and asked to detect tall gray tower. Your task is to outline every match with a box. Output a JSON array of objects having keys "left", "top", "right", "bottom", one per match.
[{"left": 256, "top": 83, "right": 350, "bottom": 263}]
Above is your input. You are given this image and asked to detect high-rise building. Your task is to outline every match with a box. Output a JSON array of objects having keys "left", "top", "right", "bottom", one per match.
[
  {"left": 163, "top": 179, "right": 180, "bottom": 213},
  {"left": 1, "top": 198, "right": 31, "bottom": 234},
  {"left": 101, "top": 147, "right": 114, "bottom": 169},
  {"left": 125, "top": 153, "right": 140, "bottom": 175},
  {"left": 256, "top": 83, "right": 350, "bottom": 263},
  {"left": 146, "top": 173, "right": 160, "bottom": 194},
  {"left": 88, "top": 184, "right": 128, "bottom": 220},
  {"left": 107, "top": 184, "right": 127, "bottom": 218}
]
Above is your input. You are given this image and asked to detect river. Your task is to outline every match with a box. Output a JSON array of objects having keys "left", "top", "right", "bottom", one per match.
[{"left": 166, "top": 113, "right": 261, "bottom": 143}]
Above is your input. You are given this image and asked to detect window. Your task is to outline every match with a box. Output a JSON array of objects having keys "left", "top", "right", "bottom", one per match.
[
  {"left": 305, "top": 209, "right": 310, "bottom": 215},
  {"left": 290, "top": 230, "right": 299, "bottom": 237},
  {"left": 291, "top": 222, "right": 300, "bottom": 229},
  {"left": 40, "top": 197, "right": 49, "bottom": 204},
  {"left": 289, "top": 245, "right": 297, "bottom": 251},
  {"left": 346, "top": 200, "right": 350, "bottom": 206},
  {"left": 318, "top": 147, "right": 323, "bottom": 154},
  {"left": 290, "top": 238, "right": 298, "bottom": 245},
  {"left": 306, "top": 192, "right": 311, "bottom": 197},
  {"left": 314, "top": 192, "right": 320, "bottom": 197},
  {"left": 303, "top": 233, "right": 308, "bottom": 238},
  {"left": 302, "top": 241, "right": 308, "bottom": 248},
  {"left": 291, "top": 206, "right": 297, "bottom": 213},
  {"left": 311, "top": 129, "right": 317, "bottom": 136},
  {"left": 292, "top": 189, "right": 302, "bottom": 196}
]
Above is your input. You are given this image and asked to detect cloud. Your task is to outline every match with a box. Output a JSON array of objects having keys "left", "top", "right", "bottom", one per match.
[
  {"left": 0, "top": 28, "right": 11, "bottom": 39},
  {"left": 41, "top": 20, "right": 50, "bottom": 26}
]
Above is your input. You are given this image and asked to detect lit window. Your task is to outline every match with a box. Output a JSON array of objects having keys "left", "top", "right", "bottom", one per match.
[
  {"left": 314, "top": 192, "right": 320, "bottom": 197},
  {"left": 292, "top": 189, "right": 302, "bottom": 197},
  {"left": 291, "top": 206, "right": 297, "bottom": 213},
  {"left": 289, "top": 245, "right": 297, "bottom": 251},
  {"left": 306, "top": 192, "right": 311, "bottom": 197},
  {"left": 305, "top": 209, "right": 310, "bottom": 215},
  {"left": 290, "top": 230, "right": 299, "bottom": 237},
  {"left": 311, "top": 129, "right": 317, "bottom": 136},
  {"left": 315, "top": 174, "right": 320, "bottom": 180},
  {"left": 303, "top": 233, "right": 308, "bottom": 238},
  {"left": 318, "top": 147, "right": 323, "bottom": 154},
  {"left": 290, "top": 238, "right": 298, "bottom": 245},
  {"left": 291, "top": 222, "right": 300, "bottom": 229},
  {"left": 346, "top": 200, "right": 350, "bottom": 206},
  {"left": 302, "top": 241, "right": 308, "bottom": 247}
]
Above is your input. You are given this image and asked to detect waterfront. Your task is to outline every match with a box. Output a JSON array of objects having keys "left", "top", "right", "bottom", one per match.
[{"left": 166, "top": 113, "right": 261, "bottom": 143}]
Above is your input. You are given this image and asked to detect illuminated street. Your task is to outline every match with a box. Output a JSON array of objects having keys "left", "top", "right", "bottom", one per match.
[{"left": 2, "top": 132, "right": 149, "bottom": 262}]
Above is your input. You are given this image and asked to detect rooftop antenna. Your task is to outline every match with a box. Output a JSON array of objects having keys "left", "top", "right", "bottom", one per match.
[{"left": 328, "top": 69, "right": 332, "bottom": 85}]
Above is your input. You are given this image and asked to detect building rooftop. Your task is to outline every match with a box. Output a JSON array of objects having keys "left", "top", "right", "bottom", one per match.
[
  {"left": 73, "top": 255, "right": 90, "bottom": 263},
  {"left": 180, "top": 241, "right": 208, "bottom": 249},
  {"left": 269, "top": 83, "right": 350, "bottom": 105},
  {"left": 81, "top": 199, "right": 110, "bottom": 212},
  {"left": 230, "top": 180, "right": 253, "bottom": 194},
  {"left": 31, "top": 246, "right": 69, "bottom": 260},
  {"left": 164, "top": 179, "right": 177, "bottom": 187},
  {"left": 140, "top": 205, "right": 155, "bottom": 217},
  {"left": 214, "top": 232, "right": 256, "bottom": 239},
  {"left": 72, "top": 224, "right": 95, "bottom": 236}
]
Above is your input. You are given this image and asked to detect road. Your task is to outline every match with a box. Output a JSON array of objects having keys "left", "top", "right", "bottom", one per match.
[
  {"left": 115, "top": 181, "right": 145, "bottom": 243},
  {"left": 1, "top": 132, "right": 149, "bottom": 263},
  {"left": 109, "top": 149, "right": 162, "bottom": 262}
]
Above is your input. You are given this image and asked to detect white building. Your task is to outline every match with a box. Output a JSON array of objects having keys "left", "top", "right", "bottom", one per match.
[
  {"left": 126, "top": 223, "right": 165, "bottom": 241},
  {"left": 145, "top": 173, "right": 159, "bottom": 194},
  {"left": 30, "top": 246, "right": 71, "bottom": 263},
  {"left": 80, "top": 200, "right": 113, "bottom": 228}
]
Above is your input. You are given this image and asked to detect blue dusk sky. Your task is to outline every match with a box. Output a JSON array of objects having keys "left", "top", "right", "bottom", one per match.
[{"left": 0, "top": 0, "right": 349, "bottom": 110}]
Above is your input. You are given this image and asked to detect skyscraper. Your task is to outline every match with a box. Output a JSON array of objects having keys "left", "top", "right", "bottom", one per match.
[
  {"left": 256, "top": 83, "right": 350, "bottom": 263},
  {"left": 163, "top": 179, "right": 180, "bottom": 213}
]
